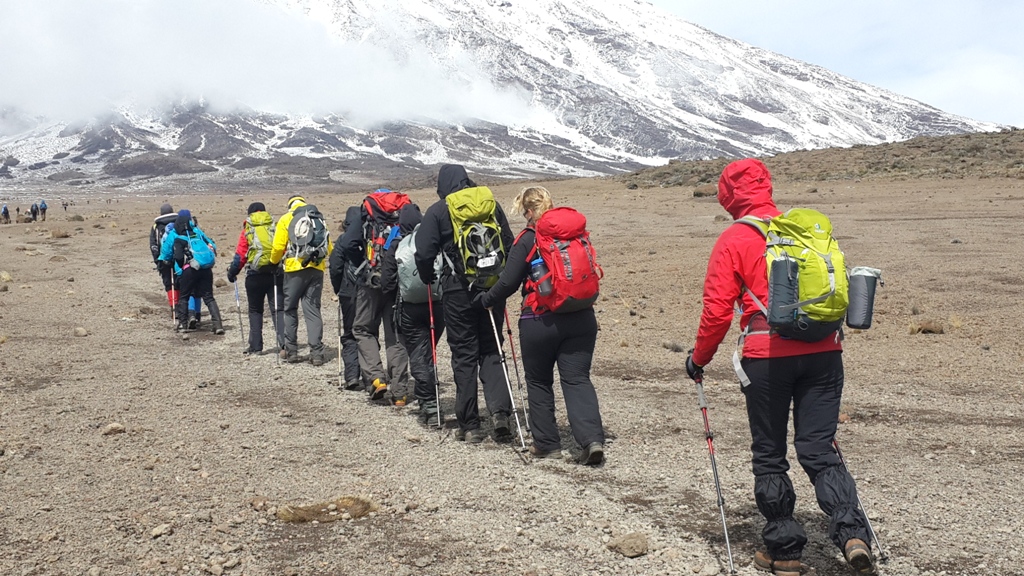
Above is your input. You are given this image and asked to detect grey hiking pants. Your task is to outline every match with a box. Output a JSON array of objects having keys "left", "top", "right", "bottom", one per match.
[
  {"left": 282, "top": 267, "right": 324, "bottom": 354},
  {"left": 353, "top": 284, "right": 409, "bottom": 390}
]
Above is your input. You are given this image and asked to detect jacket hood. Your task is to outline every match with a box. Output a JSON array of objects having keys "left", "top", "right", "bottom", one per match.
[
  {"left": 247, "top": 202, "right": 266, "bottom": 214},
  {"left": 717, "top": 159, "right": 780, "bottom": 220},
  {"left": 398, "top": 203, "right": 422, "bottom": 233},
  {"left": 342, "top": 205, "right": 361, "bottom": 233},
  {"left": 160, "top": 203, "right": 173, "bottom": 215},
  {"left": 175, "top": 210, "right": 192, "bottom": 232},
  {"left": 436, "top": 164, "right": 476, "bottom": 199}
]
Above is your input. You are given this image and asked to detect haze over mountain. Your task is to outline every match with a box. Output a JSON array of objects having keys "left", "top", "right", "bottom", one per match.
[{"left": 0, "top": 0, "right": 1000, "bottom": 187}]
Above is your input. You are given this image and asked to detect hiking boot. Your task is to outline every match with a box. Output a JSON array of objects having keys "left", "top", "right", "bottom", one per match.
[
  {"left": 212, "top": 321, "right": 225, "bottom": 335},
  {"left": 284, "top": 351, "right": 301, "bottom": 364},
  {"left": 492, "top": 413, "right": 511, "bottom": 440},
  {"left": 455, "top": 428, "right": 486, "bottom": 444},
  {"left": 844, "top": 539, "right": 877, "bottom": 575},
  {"left": 279, "top": 349, "right": 289, "bottom": 360},
  {"left": 242, "top": 348, "right": 262, "bottom": 356},
  {"left": 175, "top": 321, "right": 188, "bottom": 332},
  {"left": 369, "top": 378, "right": 388, "bottom": 401},
  {"left": 529, "top": 445, "right": 564, "bottom": 460},
  {"left": 418, "top": 401, "right": 439, "bottom": 427},
  {"left": 188, "top": 315, "right": 198, "bottom": 330},
  {"left": 393, "top": 396, "right": 407, "bottom": 407},
  {"left": 343, "top": 380, "right": 362, "bottom": 391},
  {"left": 753, "top": 550, "right": 806, "bottom": 576},
  {"left": 580, "top": 442, "right": 605, "bottom": 465},
  {"left": 310, "top": 353, "right": 325, "bottom": 366}
]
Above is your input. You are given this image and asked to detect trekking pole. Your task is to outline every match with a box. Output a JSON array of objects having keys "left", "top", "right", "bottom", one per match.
[
  {"left": 426, "top": 285, "right": 443, "bottom": 431},
  {"left": 488, "top": 310, "right": 527, "bottom": 450},
  {"left": 833, "top": 437, "right": 887, "bottom": 562},
  {"left": 502, "top": 308, "right": 530, "bottom": 432},
  {"left": 170, "top": 265, "right": 177, "bottom": 328},
  {"left": 693, "top": 372, "right": 736, "bottom": 574},
  {"left": 273, "top": 281, "right": 282, "bottom": 366},
  {"left": 233, "top": 280, "right": 245, "bottom": 344},
  {"left": 342, "top": 289, "right": 350, "bottom": 387}
]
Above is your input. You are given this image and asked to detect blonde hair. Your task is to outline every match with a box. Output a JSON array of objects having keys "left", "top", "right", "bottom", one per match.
[{"left": 511, "top": 186, "right": 554, "bottom": 221}]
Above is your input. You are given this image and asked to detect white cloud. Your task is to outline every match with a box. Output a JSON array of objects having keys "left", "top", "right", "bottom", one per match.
[{"left": 0, "top": 0, "right": 531, "bottom": 126}]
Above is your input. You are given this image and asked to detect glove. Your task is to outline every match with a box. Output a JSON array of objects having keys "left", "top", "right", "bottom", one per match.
[
  {"left": 156, "top": 260, "right": 168, "bottom": 272},
  {"left": 227, "top": 270, "right": 238, "bottom": 284},
  {"left": 471, "top": 292, "right": 488, "bottom": 310},
  {"left": 685, "top": 350, "right": 704, "bottom": 381}
]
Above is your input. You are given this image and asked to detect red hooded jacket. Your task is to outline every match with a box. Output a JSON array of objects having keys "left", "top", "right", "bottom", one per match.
[{"left": 691, "top": 159, "right": 842, "bottom": 367}]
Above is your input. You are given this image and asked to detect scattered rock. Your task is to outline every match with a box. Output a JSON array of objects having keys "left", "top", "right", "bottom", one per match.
[
  {"left": 276, "top": 496, "right": 378, "bottom": 523},
  {"left": 806, "top": 187, "right": 819, "bottom": 193},
  {"left": 713, "top": 214, "right": 729, "bottom": 222},
  {"left": 910, "top": 321, "right": 944, "bottom": 335},
  {"left": 101, "top": 423, "right": 126, "bottom": 436},
  {"left": 151, "top": 523, "right": 173, "bottom": 538},
  {"left": 87, "top": 568, "right": 101, "bottom": 576},
  {"left": 0, "top": 285, "right": 7, "bottom": 292},
  {"left": 982, "top": 344, "right": 991, "bottom": 351},
  {"left": 0, "top": 271, "right": 11, "bottom": 282},
  {"left": 661, "top": 340, "right": 685, "bottom": 353},
  {"left": 951, "top": 238, "right": 963, "bottom": 244},
  {"left": 693, "top": 184, "right": 716, "bottom": 197},
  {"left": 838, "top": 413, "right": 852, "bottom": 424},
  {"left": 67, "top": 277, "right": 74, "bottom": 282},
  {"left": 73, "top": 327, "right": 88, "bottom": 337},
  {"left": 607, "top": 532, "right": 648, "bottom": 558},
  {"left": 214, "top": 278, "right": 228, "bottom": 288},
  {"left": 68, "top": 214, "right": 85, "bottom": 222},
  {"left": 49, "top": 255, "right": 68, "bottom": 263}
]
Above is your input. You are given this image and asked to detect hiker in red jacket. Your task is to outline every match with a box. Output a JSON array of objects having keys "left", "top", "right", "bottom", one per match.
[{"left": 686, "top": 159, "right": 877, "bottom": 576}]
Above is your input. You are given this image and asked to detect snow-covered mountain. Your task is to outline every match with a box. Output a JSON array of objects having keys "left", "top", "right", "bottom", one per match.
[{"left": 0, "top": 0, "right": 999, "bottom": 187}]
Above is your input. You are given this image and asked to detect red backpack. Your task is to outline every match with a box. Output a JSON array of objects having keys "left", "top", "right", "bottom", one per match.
[
  {"left": 361, "top": 190, "right": 411, "bottom": 283},
  {"left": 522, "top": 207, "right": 603, "bottom": 313}
]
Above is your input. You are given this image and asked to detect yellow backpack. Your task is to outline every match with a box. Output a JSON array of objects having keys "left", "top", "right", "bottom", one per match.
[
  {"left": 445, "top": 186, "right": 506, "bottom": 289},
  {"left": 244, "top": 211, "right": 276, "bottom": 272}
]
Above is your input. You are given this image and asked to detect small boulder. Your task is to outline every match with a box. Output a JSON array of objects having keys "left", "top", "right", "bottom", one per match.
[
  {"left": 607, "top": 532, "right": 648, "bottom": 558},
  {"left": 150, "top": 523, "right": 173, "bottom": 538},
  {"left": 102, "top": 423, "right": 126, "bottom": 435},
  {"left": 73, "top": 327, "right": 88, "bottom": 337},
  {"left": 214, "top": 278, "right": 228, "bottom": 288},
  {"left": 0, "top": 271, "right": 11, "bottom": 283}
]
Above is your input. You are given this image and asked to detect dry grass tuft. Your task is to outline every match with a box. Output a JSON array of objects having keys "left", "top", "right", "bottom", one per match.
[
  {"left": 276, "top": 495, "right": 378, "bottom": 523},
  {"left": 909, "top": 320, "right": 944, "bottom": 335}
]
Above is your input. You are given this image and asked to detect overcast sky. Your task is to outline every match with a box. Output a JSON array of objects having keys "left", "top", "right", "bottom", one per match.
[{"left": 650, "top": 0, "right": 1024, "bottom": 128}]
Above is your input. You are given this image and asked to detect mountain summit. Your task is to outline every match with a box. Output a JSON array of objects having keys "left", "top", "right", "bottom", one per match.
[{"left": 0, "top": 0, "right": 999, "bottom": 186}]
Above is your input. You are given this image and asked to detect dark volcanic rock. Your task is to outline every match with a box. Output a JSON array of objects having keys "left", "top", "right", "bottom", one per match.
[{"left": 104, "top": 152, "right": 217, "bottom": 178}]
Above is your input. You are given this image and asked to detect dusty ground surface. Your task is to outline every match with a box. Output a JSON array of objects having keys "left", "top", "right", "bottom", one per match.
[{"left": 1, "top": 168, "right": 1023, "bottom": 576}]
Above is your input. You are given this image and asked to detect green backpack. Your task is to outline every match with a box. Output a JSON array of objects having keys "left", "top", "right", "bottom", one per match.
[
  {"left": 738, "top": 208, "right": 849, "bottom": 342},
  {"left": 445, "top": 186, "right": 506, "bottom": 289},
  {"left": 244, "top": 211, "right": 276, "bottom": 272}
]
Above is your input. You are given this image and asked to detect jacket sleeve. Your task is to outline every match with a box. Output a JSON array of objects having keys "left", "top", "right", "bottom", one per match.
[
  {"left": 692, "top": 225, "right": 759, "bottom": 367},
  {"left": 414, "top": 205, "right": 443, "bottom": 284},
  {"left": 380, "top": 243, "right": 399, "bottom": 296},
  {"left": 483, "top": 229, "right": 533, "bottom": 307},
  {"left": 329, "top": 232, "right": 345, "bottom": 294},
  {"left": 235, "top": 228, "right": 249, "bottom": 266},
  {"left": 338, "top": 212, "right": 365, "bottom": 263},
  {"left": 158, "top": 231, "right": 174, "bottom": 262},
  {"left": 496, "top": 204, "right": 515, "bottom": 254},
  {"left": 270, "top": 211, "right": 292, "bottom": 265},
  {"left": 149, "top": 224, "right": 160, "bottom": 263}
]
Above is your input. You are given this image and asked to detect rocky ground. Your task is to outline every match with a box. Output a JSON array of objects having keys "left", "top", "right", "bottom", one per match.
[{"left": 1, "top": 164, "right": 1023, "bottom": 576}]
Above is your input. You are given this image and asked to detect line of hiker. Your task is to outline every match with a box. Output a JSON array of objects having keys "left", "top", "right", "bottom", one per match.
[
  {"left": 1, "top": 199, "right": 50, "bottom": 224},
  {"left": 144, "top": 159, "right": 882, "bottom": 576}
]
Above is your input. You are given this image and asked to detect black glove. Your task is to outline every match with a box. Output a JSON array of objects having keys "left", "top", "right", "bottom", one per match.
[
  {"left": 685, "top": 350, "right": 704, "bottom": 381},
  {"left": 471, "top": 292, "right": 488, "bottom": 310},
  {"left": 227, "top": 270, "right": 238, "bottom": 284},
  {"left": 156, "top": 260, "right": 168, "bottom": 272}
]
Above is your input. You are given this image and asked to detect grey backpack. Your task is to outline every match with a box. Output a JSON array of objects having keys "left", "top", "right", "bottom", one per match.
[{"left": 396, "top": 225, "right": 442, "bottom": 304}]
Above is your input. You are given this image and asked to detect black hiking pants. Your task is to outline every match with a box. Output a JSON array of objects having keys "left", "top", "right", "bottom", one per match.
[
  {"left": 245, "top": 272, "right": 283, "bottom": 353},
  {"left": 519, "top": 307, "right": 604, "bottom": 452},
  {"left": 339, "top": 292, "right": 360, "bottom": 386},
  {"left": 176, "top": 267, "right": 221, "bottom": 325},
  {"left": 398, "top": 300, "right": 445, "bottom": 404},
  {"left": 442, "top": 288, "right": 511, "bottom": 431},
  {"left": 740, "top": 351, "right": 871, "bottom": 561}
]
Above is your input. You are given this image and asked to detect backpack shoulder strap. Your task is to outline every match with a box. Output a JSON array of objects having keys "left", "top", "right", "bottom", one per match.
[{"left": 734, "top": 216, "right": 769, "bottom": 237}]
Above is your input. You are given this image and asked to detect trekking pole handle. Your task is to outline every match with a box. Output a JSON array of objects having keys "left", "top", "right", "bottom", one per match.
[{"left": 694, "top": 376, "right": 709, "bottom": 410}]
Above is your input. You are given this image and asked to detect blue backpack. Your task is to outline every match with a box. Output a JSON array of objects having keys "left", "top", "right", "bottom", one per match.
[{"left": 186, "top": 231, "right": 216, "bottom": 269}]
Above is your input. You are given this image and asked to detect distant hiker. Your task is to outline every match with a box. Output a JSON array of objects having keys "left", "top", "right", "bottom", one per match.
[
  {"left": 30, "top": 203, "right": 38, "bottom": 221},
  {"left": 38, "top": 199, "right": 47, "bottom": 221},
  {"left": 1, "top": 204, "right": 9, "bottom": 224},
  {"left": 63, "top": 201, "right": 68, "bottom": 212},
  {"left": 226, "top": 202, "right": 284, "bottom": 356},
  {"left": 478, "top": 186, "right": 605, "bottom": 464},
  {"left": 150, "top": 203, "right": 180, "bottom": 313},
  {"left": 414, "top": 164, "right": 515, "bottom": 443},
  {"left": 329, "top": 205, "right": 366, "bottom": 390},
  {"left": 378, "top": 203, "right": 436, "bottom": 408},
  {"left": 685, "top": 159, "right": 877, "bottom": 576},
  {"left": 159, "top": 209, "right": 225, "bottom": 334},
  {"left": 338, "top": 188, "right": 411, "bottom": 400},
  {"left": 165, "top": 217, "right": 205, "bottom": 326},
  {"left": 270, "top": 196, "right": 332, "bottom": 365}
]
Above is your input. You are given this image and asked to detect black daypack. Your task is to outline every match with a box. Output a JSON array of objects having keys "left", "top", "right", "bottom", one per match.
[{"left": 288, "top": 204, "right": 329, "bottom": 266}]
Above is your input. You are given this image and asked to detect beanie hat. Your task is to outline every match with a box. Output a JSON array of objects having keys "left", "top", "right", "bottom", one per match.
[
  {"left": 160, "top": 203, "right": 173, "bottom": 215},
  {"left": 247, "top": 202, "right": 266, "bottom": 214},
  {"left": 287, "top": 195, "right": 305, "bottom": 210}
]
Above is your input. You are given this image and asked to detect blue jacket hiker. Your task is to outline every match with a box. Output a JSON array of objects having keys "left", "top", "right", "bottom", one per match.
[{"left": 159, "top": 209, "right": 225, "bottom": 334}]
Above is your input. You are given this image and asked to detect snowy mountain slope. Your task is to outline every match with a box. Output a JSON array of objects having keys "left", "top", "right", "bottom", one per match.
[{"left": 0, "top": 0, "right": 999, "bottom": 186}]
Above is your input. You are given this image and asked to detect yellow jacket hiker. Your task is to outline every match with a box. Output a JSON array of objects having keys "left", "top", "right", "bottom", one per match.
[
  {"left": 271, "top": 196, "right": 333, "bottom": 272},
  {"left": 271, "top": 196, "right": 333, "bottom": 365}
]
